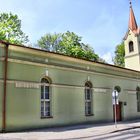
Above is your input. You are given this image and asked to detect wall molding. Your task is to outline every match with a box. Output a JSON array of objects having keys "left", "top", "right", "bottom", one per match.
[
  {"left": 0, "top": 79, "right": 110, "bottom": 93},
  {"left": 0, "top": 79, "right": 137, "bottom": 94},
  {"left": 5, "top": 58, "right": 140, "bottom": 82},
  {"left": 124, "top": 89, "right": 136, "bottom": 94}
]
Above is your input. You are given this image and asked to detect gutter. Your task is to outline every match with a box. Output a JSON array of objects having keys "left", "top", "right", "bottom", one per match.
[{"left": 2, "top": 43, "right": 9, "bottom": 132}]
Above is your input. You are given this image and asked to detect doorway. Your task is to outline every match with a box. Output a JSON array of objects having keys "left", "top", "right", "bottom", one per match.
[{"left": 113, "top": 102, "right": 122, "bottom": 121}]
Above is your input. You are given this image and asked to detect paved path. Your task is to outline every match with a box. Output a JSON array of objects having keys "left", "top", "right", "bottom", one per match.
[{"left": 0, "top": 120, "right": 140, "bottom": 140}]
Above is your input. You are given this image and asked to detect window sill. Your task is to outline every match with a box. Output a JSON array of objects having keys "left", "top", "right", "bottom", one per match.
[
  {"left": 85, "top": 114, "right": 94, "bottom": 117},
  {"left": 41, "top": 116, "right": 53, "bottom": 119}
]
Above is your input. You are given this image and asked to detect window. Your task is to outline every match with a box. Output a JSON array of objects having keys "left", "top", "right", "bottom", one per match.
[
  {"left": 129, "top": 41, "right": 134, "bottom": 52},
  {"left": 136, "top": 87, "right": 140, "bottom": 112},
  {"left": 41, "top": 78, "right": 51, "bottom": 118},
  {"left": 85, "top": 81, "right": 93, "bottom": 116}
]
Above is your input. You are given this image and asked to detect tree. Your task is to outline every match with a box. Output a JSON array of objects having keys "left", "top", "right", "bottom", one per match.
[
  {"left": 37, "top": 33, "right": 62, "bottom": 52},
  {"left": 0, "top": 13, "right": 29, "bottom": 45},
  {"left": 113, "top": 43, "right": 125, "bottom": 67},
  {"left": 37, "top": 31, "right": 99, "bottom": 61}
]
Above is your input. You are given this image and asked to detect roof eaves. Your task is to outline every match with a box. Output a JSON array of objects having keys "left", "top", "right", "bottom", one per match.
[{"left": 1, "top": 40, "right": 140, "bottom": 75}]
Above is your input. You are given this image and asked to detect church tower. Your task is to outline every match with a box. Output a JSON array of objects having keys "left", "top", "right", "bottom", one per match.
[{"left": 124, "top": 1, "right": 140, "bottom": 71}]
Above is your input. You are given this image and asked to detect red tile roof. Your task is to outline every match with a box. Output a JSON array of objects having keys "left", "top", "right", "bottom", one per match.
[
  {"left": 129, "top": 4, "right": 140, "bottom": 35},
  {"left": 129, "top": 5, "right": 137, "bottom": 31},
  {"left": 124, "top": 3, "right": 140, "bottom": 40}
]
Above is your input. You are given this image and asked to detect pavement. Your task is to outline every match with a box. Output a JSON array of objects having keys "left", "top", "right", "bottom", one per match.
[{"left": 0, "top": 120, "right": 140, "bottom": 140}]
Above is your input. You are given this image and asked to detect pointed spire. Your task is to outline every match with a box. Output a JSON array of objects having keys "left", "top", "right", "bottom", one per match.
[
  {"left": 129, "top": 0, "right": 138, "bottom": 31},
  {"left": 124, "top": 1, "right": 140, "bottom": 40},
  {"left": 129, "top": 0, "right": 132, "bottom": 7}
]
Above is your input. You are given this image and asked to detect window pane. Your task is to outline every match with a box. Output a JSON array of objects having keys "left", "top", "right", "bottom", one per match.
[
  {"left": 45, "top": 86, "right": 49, "bottom": 99},
  {"left": 41, "top": 86, "right": 44, "bottom": 99},
  {"left": 41, "top": 78, "right": 49, "bottom": 83},
  {"left": 85, "top": 102, "right": 88, "bottom": 115},
  {"left": 85, "top": 89, "right": 87, "bottom": 99},
  {"left": 41, "top": 101, "right": 44, "bottom": 116},
  {"left": 129, "top": 41, "right": 134, "bottom": 52},
  {"left": 87, "top": 89, "right": 91, "bottom": 100},
  {"left": 45, "top": 111, "right": 50, "bottom": 116},
  {"left": 41, "top": 101, "right": 44, "bottom": 111},
  {"left": 88, "top": 102, "right": 91, "bottom": 114},
  {"left": 85, "top": 102, "right": 87, "bottom": 114},
  {"left": 85, "top": 88, "right": 91, "bottom": 100},
  {"left": 45, "top": 101, "right": 50, "bottom": 116},
  {"left": 41, "top": 112, "right": 44, "bottom": 117},
  {"left": 45, "top": 102, "right": 50, "bottom": 111},
  {"left": 85, "top": 102, "right": 92, "bottom": 115}
]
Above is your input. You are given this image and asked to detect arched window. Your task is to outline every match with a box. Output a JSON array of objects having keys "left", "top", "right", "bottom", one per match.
[
  {"left": 129, "top": 41, "right": 134, "bottom": 52},
  {"left": 41, "top": 77, "right": 51, "bottom": 118},
  {"left": 114, "top": 86, "right": 121, "bottom": 93},
  {"left": 85, "top": 81, "right": 93, "bottom": 116}
]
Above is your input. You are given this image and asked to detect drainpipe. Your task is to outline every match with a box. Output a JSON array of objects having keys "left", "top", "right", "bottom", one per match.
[{"left": 2, "top": 43, "right": 9, "bottom": 132}]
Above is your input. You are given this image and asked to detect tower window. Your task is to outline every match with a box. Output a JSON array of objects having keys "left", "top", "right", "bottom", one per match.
[{"left": 129, "top": 41, "right": 134, "bottom": 52}]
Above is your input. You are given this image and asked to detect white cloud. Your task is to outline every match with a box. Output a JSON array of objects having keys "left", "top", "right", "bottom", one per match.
[{"left": 102, "top": 52, "right": 113, "bottom": 64}]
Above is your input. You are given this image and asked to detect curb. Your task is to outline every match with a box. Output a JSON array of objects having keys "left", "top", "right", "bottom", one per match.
[{"left": 111, "top": 126, "right": 140, "bottom": 133}]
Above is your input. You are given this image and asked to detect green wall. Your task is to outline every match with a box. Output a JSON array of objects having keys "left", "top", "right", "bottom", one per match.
[
  {"left": 0, "top": 46, "right": 4, "bottom": 131},
  {"left": 0, "top": 45, "right": 140, "bottom": 131},
  {"left": 0, "top": 83, "right": 3, "bottom": 132},
  {"left": 4, "top": 60, "right": 140, "bottom": 131}
]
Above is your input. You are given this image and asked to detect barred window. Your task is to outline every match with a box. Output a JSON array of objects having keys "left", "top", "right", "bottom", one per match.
[
  {"left": 41, "top": 78, "right": 51, "bottom": 118},
  {"left": 85, "top": 81, "right": 93, "bottom": 116}
]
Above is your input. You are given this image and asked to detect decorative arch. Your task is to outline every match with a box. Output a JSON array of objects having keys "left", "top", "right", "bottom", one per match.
[
  {"left": 41, "top": 76, "right": 52, "bottom": 84},
  {"left": 85, "top": 81, "right": 93, "bottom": 88}
]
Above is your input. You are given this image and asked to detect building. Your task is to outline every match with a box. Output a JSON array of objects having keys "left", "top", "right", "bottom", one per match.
[
  {"left": 124, "top": 2, "right": 140, "bottom": 71},
  {"left": 0, "top": 2, "right": 140, "bottom": 132}
]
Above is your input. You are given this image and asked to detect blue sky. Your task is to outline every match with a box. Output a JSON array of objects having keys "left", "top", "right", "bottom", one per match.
[{"left": 0, "top": 0, "right": 140, "bottom": 63}]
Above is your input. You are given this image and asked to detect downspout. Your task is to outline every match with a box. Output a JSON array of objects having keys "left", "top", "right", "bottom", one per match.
[{"left": 2, "top": 43, "right": 9, "bottom": 132}]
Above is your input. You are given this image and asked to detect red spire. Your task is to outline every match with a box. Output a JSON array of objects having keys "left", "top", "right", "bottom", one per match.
[
  {"left": 124, "top": 1, "right": 140, "bottom": 40},
  {"left": 129, "top": 1, "right": 138, "bottom": 31}
]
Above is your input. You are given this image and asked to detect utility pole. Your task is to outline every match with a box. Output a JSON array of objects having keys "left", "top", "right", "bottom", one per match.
[{"left": 112, "top": 90, "right": 118, "bottom": 128}]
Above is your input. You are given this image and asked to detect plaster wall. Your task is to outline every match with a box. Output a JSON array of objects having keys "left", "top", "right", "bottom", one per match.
[
  {"left": 4, "top": 61, "right": 140, "bottom": 131},
  {"left": 0, "top": 44, "right": 140, "bottom": 131},
  {"left": 125, "top": 30, "right": 140, "bottom": 71}
]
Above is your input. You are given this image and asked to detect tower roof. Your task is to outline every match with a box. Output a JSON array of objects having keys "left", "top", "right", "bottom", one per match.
[
  {"left": 124, "top": 1, "right": 140, "bottom": 40},
  {"left": 129, "top": 2, "right": 138, "bottom": 31}
]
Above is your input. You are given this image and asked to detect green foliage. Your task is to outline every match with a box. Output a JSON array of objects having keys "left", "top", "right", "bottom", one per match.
[
  {"left": 37, "top": 31, "right": 100, "bottom": 61},
  {"left": 113, "top": 43, "right": 125, "bottom": 67},
  {"left": 0, "top": 12, "right": 29, "bottom": 45},
  {"left": 38, "top": 33, "right": 62, "bottom": 52}
]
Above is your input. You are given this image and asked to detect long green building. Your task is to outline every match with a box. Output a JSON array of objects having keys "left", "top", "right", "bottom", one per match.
[{"left": 1, "top": 3, "right": 140, "bottom": 132}]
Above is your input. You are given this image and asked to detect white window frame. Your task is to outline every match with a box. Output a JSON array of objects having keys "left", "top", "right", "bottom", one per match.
[
  {"left": 41, "top": 78, "right": 51, "bottom": 118},
  {"left": 85, "top": 82, "right": 93, "bottom": 116}
]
